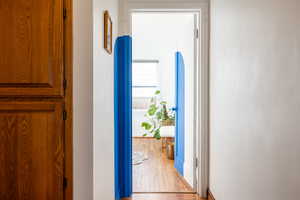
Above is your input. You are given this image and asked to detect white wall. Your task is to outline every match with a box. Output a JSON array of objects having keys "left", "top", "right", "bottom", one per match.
[
  {"left": 132, "top": 13, "right": 195, "bottom": 186},
  {"left": 132, "top": 13, "right": 194, "bottom": 107},
  {"left": 210, "top": 0, "right": 300, "bottom": 199},
  {"left": 93, "top": 0, "right": 118, "bottom": 200},
  {"left": 73, "top": 0, "right": 93, "bottom": 199},
  {"left": 74, "top": 0, "right": 119, "bottom": 199}
]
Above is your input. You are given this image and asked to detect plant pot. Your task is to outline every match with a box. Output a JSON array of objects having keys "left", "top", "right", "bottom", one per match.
[{"left": 161, "top": 119, "right": 175, "bottom": 126}]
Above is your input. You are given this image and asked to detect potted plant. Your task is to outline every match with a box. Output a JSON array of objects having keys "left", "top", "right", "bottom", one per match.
[{"left": 141, "top": 90, "right": 175, "bottom": 140}]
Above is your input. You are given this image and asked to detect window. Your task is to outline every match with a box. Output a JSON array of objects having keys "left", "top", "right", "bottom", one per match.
[{"left": 132, "top": 60, "right": 159, "bottom": 98}]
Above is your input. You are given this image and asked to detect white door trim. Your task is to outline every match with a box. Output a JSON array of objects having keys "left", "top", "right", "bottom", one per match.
[{"left": 119, "top": 0, "right": 209, "bottom": 197}]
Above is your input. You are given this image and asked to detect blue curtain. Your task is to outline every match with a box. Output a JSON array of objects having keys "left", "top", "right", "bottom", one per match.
[
  {"left": 114, "top": 36, "right": 133, "bottom": 200},
  {"left": 174, "top": 52, "right": 185, "bottom": 176}
]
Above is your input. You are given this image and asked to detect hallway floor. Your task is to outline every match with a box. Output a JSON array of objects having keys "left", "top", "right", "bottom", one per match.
[
  {"left": 133, "top": 138, "right": 194, "bottom": 193},
  {"left": 127, "top": 193, "right": 206, "bottom": 200}
]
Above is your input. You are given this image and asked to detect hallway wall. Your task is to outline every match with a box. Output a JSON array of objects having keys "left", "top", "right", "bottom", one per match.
[
  {"left": 210, "top": 0, "right": 300, "bottom": 199},
  {"left": 73, "top": 0, "right": 118, "bottom": 199},
  {"left": 73, "top": 0, "right": 93, "bottom": 199},
  {"left": 93, "top": 0, "right": 119, "bottom": 200}
]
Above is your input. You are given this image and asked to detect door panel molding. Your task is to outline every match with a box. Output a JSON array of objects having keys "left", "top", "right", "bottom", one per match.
[
  {"left": 0, "top": 101, "right": 64, "bottom": 200},
  {"left": 0, "top": 0, "right": 64, "bottom": 97}
]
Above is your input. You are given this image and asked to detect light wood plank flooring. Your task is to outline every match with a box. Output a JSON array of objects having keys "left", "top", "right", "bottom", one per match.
[
  {"left": 133, "top": 138, "right": 194, "bottom": 193},
  {"left": 123, "top": 193, "right": 206, "bottom": 200}
]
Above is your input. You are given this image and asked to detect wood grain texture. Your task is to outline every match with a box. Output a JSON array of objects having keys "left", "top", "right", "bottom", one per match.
[
  {"left": 133, "top": 138, "right": 194, "bottom": 193},
  {"left": 207, "top": 190, "right": 215, "bottom": 200},
  {"left": 0, "top": 101, "right": 64, "bottom": 200},
  {"left": 123, "top": 193, "right": 206, "bottom": 200},
  {"left": 63, "top": 0, "right": 73, "bottom": 199},
  {"left": 0, "top": 0, "right": 72, "bottom": 199},
  {"left": 0, "top": 0, "right": 64, "bottom": 97}
]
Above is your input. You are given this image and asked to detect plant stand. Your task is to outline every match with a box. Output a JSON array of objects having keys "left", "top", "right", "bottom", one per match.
[{"left": 166, "top": 141, "right": 174, "bottom": 160}]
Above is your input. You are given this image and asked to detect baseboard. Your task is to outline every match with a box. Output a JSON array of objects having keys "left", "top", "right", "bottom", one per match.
[
  {"left": 132, "top": 136, "right": 154, "bottom": 139},
  {"left": 208, "top": 190, "right": 215, "bottom": 200},
  {"left": 132, "top": 136, "right": 173, "bottom": 139}
]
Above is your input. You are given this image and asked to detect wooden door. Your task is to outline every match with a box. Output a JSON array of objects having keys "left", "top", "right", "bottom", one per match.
[
  {"left": 0, "top": 0, "right": 64, "bottom": 97},
  {"left": 0, "top": 0, "right": 71, "bottom": 199},
  {"left": 0, "top": 101, "right": 64, "bottom": 200}
]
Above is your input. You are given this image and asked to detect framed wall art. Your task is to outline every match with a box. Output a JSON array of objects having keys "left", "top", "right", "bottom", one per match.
[{"left": 104, "top": 10, "right": 113, "bottom": 54}]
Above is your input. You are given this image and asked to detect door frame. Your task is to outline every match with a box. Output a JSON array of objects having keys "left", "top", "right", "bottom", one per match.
[
  {"left": 119, "top": 0, "right": 209, "bottom": 198},
  {"left": 63, "top": 0, "right": 73, "bottom": 199}
]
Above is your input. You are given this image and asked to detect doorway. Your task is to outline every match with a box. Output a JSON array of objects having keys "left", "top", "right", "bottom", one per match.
[
  {"left": 131, "top": 12, "right": 198, "bottom": 193},
  {"left": 116, "top": 1, "right": 209, "bottom": 198}
]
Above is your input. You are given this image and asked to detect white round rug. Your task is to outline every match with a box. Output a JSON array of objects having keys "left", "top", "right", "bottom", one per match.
[{"left": 132, "top": 152, "right": 148, "bottom": 165}]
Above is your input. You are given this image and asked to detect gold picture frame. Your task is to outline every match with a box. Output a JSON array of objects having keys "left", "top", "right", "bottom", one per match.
[{"left": 104, "top": 10, "right": 113, "bottom": 54}]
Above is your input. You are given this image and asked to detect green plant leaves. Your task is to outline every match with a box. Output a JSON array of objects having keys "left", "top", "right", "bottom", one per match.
[
  {"left": 160, "top": 101, "right": 167, "bottom": 105},
  {"left": 141, "top": 122, "right": 152, "bottom": 130},
  {"left": 156, "top": 111, "right": 162, "bottom": 120},
  {"left": 139, "top": 89, "right": 174, "bottom": 140},
  {"left": 148, "top": 104, "right": 158, "bottom": 116},
  {"left": 153, "top": 129, "right": 161, "bottom": 140}
]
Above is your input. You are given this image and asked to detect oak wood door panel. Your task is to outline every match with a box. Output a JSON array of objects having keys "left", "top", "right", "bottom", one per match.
[
  {"left": 0, "top": 0, "right": 64, "bottom": 97},
  {"left": 0, "top": 101, "right": 64, "bottom": 200}
]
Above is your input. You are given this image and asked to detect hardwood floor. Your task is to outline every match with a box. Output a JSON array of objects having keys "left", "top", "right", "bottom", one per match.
[
  {"left": 123, "top": 193, "right": 206, "bottom": 200},
  {"left": 133, "top": 138, "right": 194, "bottom": 193}
]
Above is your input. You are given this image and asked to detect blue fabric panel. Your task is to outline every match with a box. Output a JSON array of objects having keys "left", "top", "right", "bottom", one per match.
[
  {"left": 174, "top": 52, "right": 185, "bottom": 176},
  {"left": 114, "top": 36, "right": 133, "bottom": 200}
]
